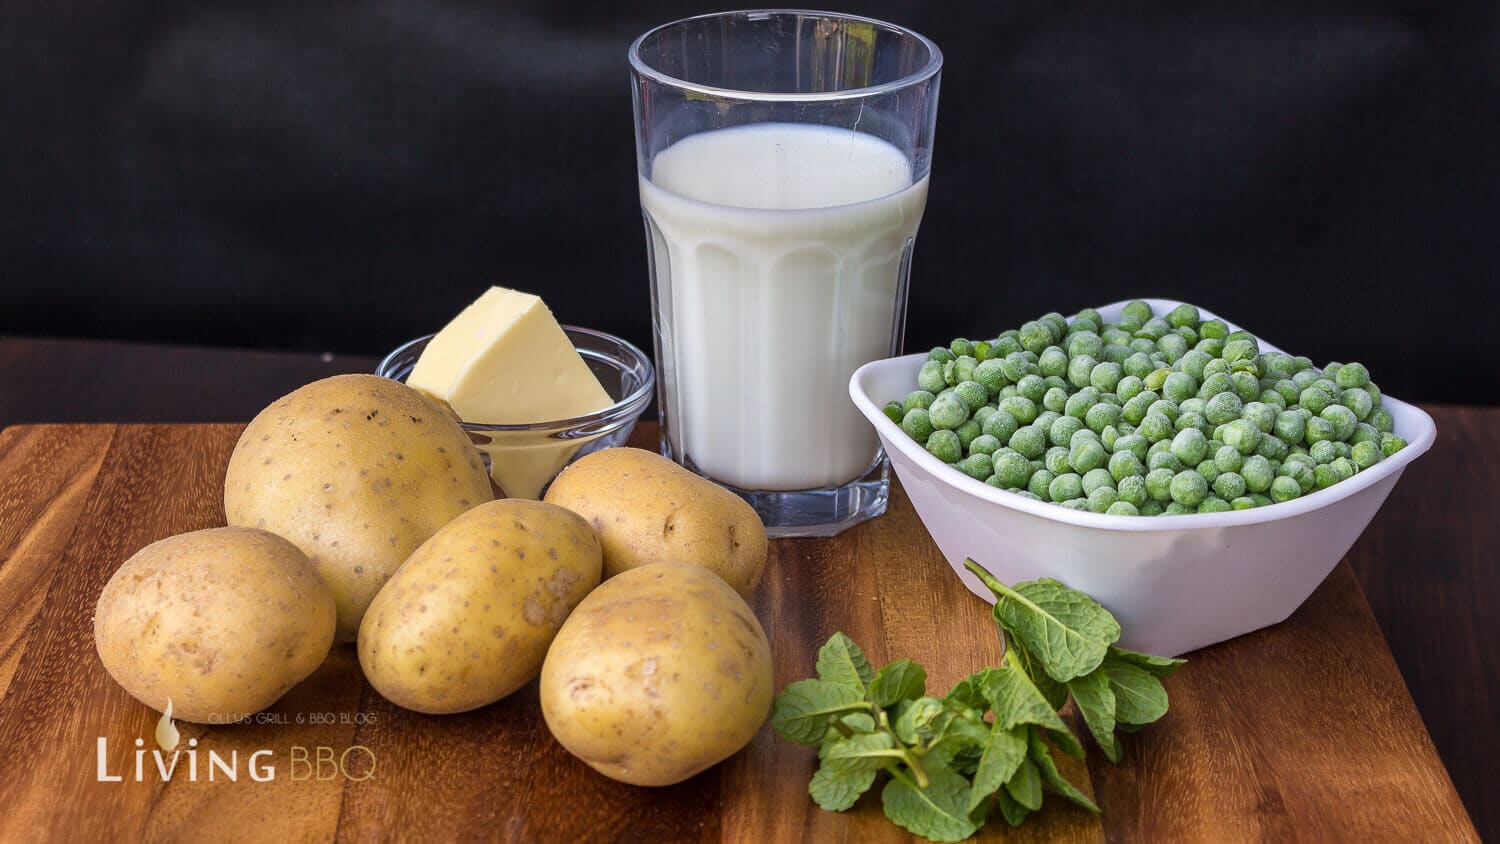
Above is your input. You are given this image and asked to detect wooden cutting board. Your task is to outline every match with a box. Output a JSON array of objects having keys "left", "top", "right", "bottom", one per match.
[{"left": 0, "top": 423, "right": 1476, "bottom": 842}]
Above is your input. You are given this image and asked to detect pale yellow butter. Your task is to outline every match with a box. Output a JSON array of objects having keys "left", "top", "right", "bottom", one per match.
[{"left": 407, "top": 286, "right": 613, "bottom": 499}]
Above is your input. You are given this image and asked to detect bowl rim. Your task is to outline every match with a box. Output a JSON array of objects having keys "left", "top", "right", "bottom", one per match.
[
  {"left": 850, "top": 297, "right": 1437, "bottom": 533},
  {"left": 377, "top": 325, "right": 656, "bottom": 432}
]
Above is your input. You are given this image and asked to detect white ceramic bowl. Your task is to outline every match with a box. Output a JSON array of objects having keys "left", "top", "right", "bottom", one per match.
[{"left": 850, "top": 298, "right": 1435, "bottom": 656}]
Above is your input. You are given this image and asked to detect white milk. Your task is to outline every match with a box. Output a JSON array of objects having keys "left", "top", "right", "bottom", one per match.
[{"left": 640, "top": 123, "right": 928, "bottom": 491}]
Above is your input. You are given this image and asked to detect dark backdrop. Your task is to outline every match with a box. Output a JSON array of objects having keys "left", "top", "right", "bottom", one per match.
[{"left": 2, "top": 1, "right": 1497, "bottom": 403}]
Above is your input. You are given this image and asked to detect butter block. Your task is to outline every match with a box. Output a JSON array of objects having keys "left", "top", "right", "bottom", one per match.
[{"left": 407, "top": 287, "right": 613, "bottom": 498}]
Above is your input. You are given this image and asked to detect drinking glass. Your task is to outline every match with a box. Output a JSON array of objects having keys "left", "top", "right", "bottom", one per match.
[{"left": 630, "top": 10, "right": 942, "bottom": 537}]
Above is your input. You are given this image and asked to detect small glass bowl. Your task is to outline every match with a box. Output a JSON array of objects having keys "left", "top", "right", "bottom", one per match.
[{"left": 376, "top": 326, "right": 655, "bottom": 498}]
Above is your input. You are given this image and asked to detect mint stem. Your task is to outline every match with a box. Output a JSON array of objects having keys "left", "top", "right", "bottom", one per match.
[{"left": 963, "top": 558, "right": 1020, "bottom": 604}]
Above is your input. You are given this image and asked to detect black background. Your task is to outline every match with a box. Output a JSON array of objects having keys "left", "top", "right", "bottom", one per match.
[{"left": 2, "top": 1, "right": 1497, "bottom": 403}]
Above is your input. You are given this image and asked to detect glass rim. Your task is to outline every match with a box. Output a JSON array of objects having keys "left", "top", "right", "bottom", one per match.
[{"left": 628, "top": 8, "right": 943, "bottom": 103}]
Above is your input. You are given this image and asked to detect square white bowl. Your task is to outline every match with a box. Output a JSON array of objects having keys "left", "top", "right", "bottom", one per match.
[{"left": 850, "top": 298, "right": 1435, "bottom": 656}]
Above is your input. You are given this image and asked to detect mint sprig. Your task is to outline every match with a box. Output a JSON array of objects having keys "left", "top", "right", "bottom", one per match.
[{"left": 769, "top": 561, "right": 1185, "bottom": 841}]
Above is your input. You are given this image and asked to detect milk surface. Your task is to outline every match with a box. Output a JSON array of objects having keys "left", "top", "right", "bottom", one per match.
[{"left": 640, "top": 123, "right": 928, "bottom": 491}]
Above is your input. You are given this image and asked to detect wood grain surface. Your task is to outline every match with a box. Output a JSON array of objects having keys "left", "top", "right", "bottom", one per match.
[{"left": 0, "top": 421, "right": 1476, "bottom": 842}]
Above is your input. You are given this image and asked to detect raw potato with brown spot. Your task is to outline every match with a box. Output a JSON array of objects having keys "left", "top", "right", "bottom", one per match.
[
  {"left": 93, "top": 527, "right": 337, "bottom": 724},
  {"left": 224, "top": 374, "right": 494, "bottom": 640},
  {"left": 358, "top": 499, "right": 603, "bottom": 714},
  {"left": 539, "top": 562, "right": 773, "bottom": 786},
  {"left": 543, "top": 448, "right": 767, "bottom": 599}
]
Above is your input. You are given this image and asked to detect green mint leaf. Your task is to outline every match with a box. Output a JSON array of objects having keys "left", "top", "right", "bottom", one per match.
[
  {"left": 824, "top": 731, "right": 901, "bottom": 773},
  {"left": 994, "top": 787, "right": 1032, "bottom": 827},
  {"left": 881, "top": 766, "right": 982, "bottom": 843},
  {"left": 817, "top": 632, "right": 876, "bottom": 690},
  {"left": 980, "top": 650, "right": 1082, "bottom": 759},
  {"left": 1004, "top": 756, "right": 1043, "bottom": 812},
  {"left": 893, "top": 697, "right": 946, "bottom": 746},
  {"left": 1027, "top": 727, "right": 1100, "bottom": 813},
  {"left": 1067, "top": 668, "right": 1121, "bottom": 763},
  {"left": 1011, "top": 636, "right": 1069, "bottom": 711},
  {"left": 771, "top": 678, "right": 867, "bottom": 745},
  {"left": 967, "top": 725, "right": 1028, "bottom": 813},
  {"left": 922, "top": 708, "right": 990, "bottom": 772},
  {"left": 943, "top": 669, "right": 993, "bottom": 710},
  {"left": 1104, "top": 660, "right": 1170, "bottom": 726},
  {"left": 869, "top": 659, "right": 927, "bottom": 708},
  {"left": 809, "top": 762, "right": 876, "bottom": 812},
  {"left": 990, "top": 577, "right": 1122, "bottom": 683},
  {"left": 1107, "top": 644, "right": 1186, "bottom": 678}
]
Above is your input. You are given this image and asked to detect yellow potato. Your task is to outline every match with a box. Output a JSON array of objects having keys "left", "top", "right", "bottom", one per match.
[
  {"left": 539, "top": 562, "right": 773, "bottom": 786},
  {"left": 225, "top": 374, "right": 494, "bottom": 640},
  {"left": 544, "top": 448, "right": 766, "bottom": 598},
  {"left": 358, "top": 499, "right": 602, "bottom": 714},
  {"left": 94, "top": 527, "right": 336, "bottom": 724}
]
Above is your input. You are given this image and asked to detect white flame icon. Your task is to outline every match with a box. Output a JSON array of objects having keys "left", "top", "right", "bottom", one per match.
[{"left": 155, "top": 699, "right": 179, "bottom": 752}]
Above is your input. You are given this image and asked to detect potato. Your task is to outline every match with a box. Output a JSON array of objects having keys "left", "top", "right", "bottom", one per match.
[
  {"left": 543, "top": 448, "right": 766, "bottom": 598},
  {"left": 225, "top": 374, "right": 494, "bottom": 640},
  {"left": 358, "top": 499, "right": 602, "bottom": 714},
  {"left": 539, "top": 562, "right": 773, "bottom": 786},
  {"left": 94, "top": 527, "right": 336, "bottom": 724}
]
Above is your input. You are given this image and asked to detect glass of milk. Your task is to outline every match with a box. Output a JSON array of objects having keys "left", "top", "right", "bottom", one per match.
[{"left": 630, "top": 11, "right": 942, "bottom": 537}]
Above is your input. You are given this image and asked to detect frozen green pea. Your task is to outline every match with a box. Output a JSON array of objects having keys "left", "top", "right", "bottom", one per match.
[
  {"left": 1042, "top": 386, "right": 1070, "bottom": 414},
  {"left": 929, "top": 347, "right": 956, "bottom": 364},
  {"left": 918, "top": 360, "right": 946, "bottom": 393},
  {"left": 1116, "top": 475, "right": 1148, "bottom": 507},
  {"left": 973, "top": 358, "right": 1008, "bottom": 394},
  {"left": 1255, "top": 434, "right": 1289, "bottom": 461},
  {"left": 992, "top": 334, "right": 1022, "bottom": 357},
  {"left": 1196, "top": 459, "right": 1221, "bottom": 484},
  {"left": 973, "top": 405, "right": 997, "bottom": 425},
  {"left": 1196, "top": 496, "right": 1231, "bottom": 514},
  {"left": 1049, "top": 472, "right": 1084, "bottom": 502},
  {"left": 1070, "top": 439, "right": 1108, "bottom": 473},
  {"left": 1299, "top": 387, "right": 1336, "bottom": 416},
  {"left": 1067, "top": 354, "right": 1098, "bottom": 390},
  {"left": 929, "top": 391, "right": 970, "bottom": 430},
  {"left": 1087, "top": 485, "right": 1119, "bottom": 513},
  {"left": 1176, "top": 325, "right": 1199, "bottom": 344},
  {"left": 1285, "top": 461, "right": 1315, "bottom": 493},
  {"left": 1164, "top": 502, "right": 1194, "bottom": 515},
  {"left": 1241, "top": 455, "right": 1274, "bottom": 493},
  {"left": 950, "top": 338, "right": 975, "bottom": 358},
  {"left": 1085, "top": 402, "right": 1122, "bottom": 433},
  {"left": 1240, "top": 401, "right": 1276, "bottom": 433},
  {"left": 1136, "top": 316, "right": 1172, "bottom": 341},
  {"left": 1018, "top": 320, "right": 1053, "bottom": 355},
  {"left": 1363, "top": 382, "right": 1382, "bottom": 405},
  {"left": 1158, "top": 333, "right": 1189, "bottom": 363},
  {"left": 1204, "top": 391, "right": 1244, "bottom": 426},
  {"left": 1043, "top": 375, "right": 1070, "bottom": 392},
  {"left": 1114, "top": 433, "right": 1150, "bottom": 462},
  {"left": 953, "top": 355, "right": 979, "bottom": 384},
  {"left": 1170, "top": 427, "right": 1209, "bottom": 466},
  {"left": 1221, "top": 337, "right": 1258, "bottom": 363},
  {"left": 1145, "top": 399, "right": 1179, "bottom": 422},
  {"left": 1380, "top": 432, "right": 1407, "bottom": 457},
  {"left": 1038, "top": 347, "right": 1069, "bottom": 378},
  {"left": 1169, "top": 471, "right": 1208, "bottom": 507},
  {"left": 1082, "top": 468, "right": 1116, "bottom": 495},
  {"left": 1320, "top": 404, "right": 1358, "bottom": 440},
  {"left": 927, "top": 429, "right": 962, "bottom": 462},
  {"left": 1342, "top": 388, "right": 1374, "bottom": 422},
  {"left": 1034, "top": 410, "right": 1061, "bottom": 431},
  {"left": 981, "top": 408, "right": 1019, "bottom": 443},
  {"left": 1161, "top": 371, "right": 1196, "bottom": 403},
  {"left": 1214, "top": 444, "right": 1245, "bottom": 473},
  {"left": 1147, "top": 450, "right": 1183, "bottom": 472},
  {"left": 883, "top": 401, "right": 905, "bottom": 424},
  {"left": 1221, "top": 418, "right": 1261, "bottom": 455},
  {"left": 1370, "top": 407, "right": 1394, "bottom": 434},
  {"left": 1070, "top": 427, "right": 1101, "bottom": 446},
  {"left": 1259, "top": 353, "right": 1293, "bottom": 381},
  {"left": 902, "top": 408, "right": 934, "bottom": 441},
  {"left": 1198, "top": 318, "right": 1229, "bottom": 340},
  {"left": 993, "top": 451, "right": 1034, "bottom": 487},
  {"left": 1212, "top": 471, "right": 1247, "bottom": 500},
  {"left": 1196, "top": 337, "right": 1225, "bottom": 357},
  {"left": 998, "top": 395, "right": 1038, "bottom": 425},
  {"left": 1106, "top": 500, "right": 1140, "bottom": 516},
  {"left": 1140, "top": 413, "right": 1175, "bottom": 443},
  {"left": 1176, "top": 350, "right": 1209, "bottom": 382},
  {"left": 1351, "top": 439, "right": 1382, "bottom": 470},
  {"left": 1259, "top": 389, "right": 1287, "bottom": 411},
  {"left": 1270, "top": 475, "right": 1301, "bottom": 503},
  {"left": 1027, "top": 469, "right": 1057, "bottom": 500},
  {"left": 1165, "top": 303, "right": 1200, "bottom": 328},
  {"left": 1231, "top": 371, "right": 1261, "bottom": 402},
  {"left": 1174, "top": 411, "right": 1207, "bottom": 434},
  {"left": 1272, "top": 379, "right": 1300, "bottom": 405},
  {"left": 1291, "top": 369, "right": 1319, "bottom": 390},
  {"left": 1203, "top": 358, "right": 1232, "bottom": 378},
  {"left": 1116, "top": 375, "right": 1145, "bottom": 402},
  {"left": 954, "top": 380, "right": 989, "bottom": 412},
  {"left": 1049, "top": 414, "right": 1086, "bottom": 447},
  {"left": 956, "top": 420, "right": 981, "bottom": 449},
  {"left": 1039, "top": 312, "right": 1069, "bottom": 340},
  {"left": 999, "top": 352, "right": 1035, "bottom": 383},
  {"left": 1122, "top": 392, "right": 1157, "bottom": 425},
  {"left": 1090, "top": 361, "right": 1123, "bottom": 393},
  {"left": 1045, "top": 446, "right": 1072, "bottom": 475},
  {"left": 1123, "top": 352, "right": 1156, "bottom": 379},
  {"left": 960, "top": 452, "right": 993, "bottom": 480},
  {"left": 1120, "top": 300, "right": 1153, "bottom": 325},
  {"left": 1065, "top": 389, "right": 1099, "bottom": 420},
  {"left": 1334, "top": 361, "right": 1369, "bottom": 389},
  {"left": 1015, "top": 374, "right": 1047, "bottom": 403},
  {"left": 969, "top": 434, "right": 1002, "bottom": 456},
  {"left": 1009, "top": 425, "right": 1048, "bottom": 460},
  {"left": 1143, "top": 367, "right": 1171, "bottom": 391},
  {"left": 1145, "top": 467, "right": 1176, "bottom": 502},
  {"left": 973, "top": 341, "right": 994, "bottom": 362},
  {"left": 1067, "top": 331, "right": 1104, "bottom": 360},
  {"left": 1272, "top": 411, "right": 1305, "bottom": 444},
  {"left": 1198, "top": 372, "right": 1233, "bottom": 400},
  {"left": 1312, "top": 462, "right": 1341, "bottom": 490},
  {"left": 1128, "top": 337, "right": 1157, "bottom": 355},
  {"left": 1310, "top": 439, "right": 1341, "bottom": 464},
  {"left": 1109, "top": 450, "right": 1145, "bottom": 482},
  {"left": 904, "top": 389, "right": 937, "bottom": 414}
]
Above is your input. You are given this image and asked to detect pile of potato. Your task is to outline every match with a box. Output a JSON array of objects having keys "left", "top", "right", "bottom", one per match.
[{"left": 93, "top": 374, "right": 772, "bottom": 785}]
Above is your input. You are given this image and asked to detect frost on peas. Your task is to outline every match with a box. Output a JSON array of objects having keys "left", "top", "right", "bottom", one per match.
[
  {"left": 1157, "top": 333, "right": 1189, "bottom": 363},
  {"left": 1107, "top": 500, "right": 1140, "bottom": 516},
  {"left": 928, "top": 391, "right": 971, "bottom": 430},
  {"left": 954, "top": 380, "right": 989, "bottom": 412},
  {"left": 1350, "top": 422, "right": 1379, "bottom": 445},
  {"left": 992, "top": 451, "right": 1034, "bottom": 487},
  {"left": 1067, "top": 331, "right": 1105, "bottom": 360},
  {"left": 1049, "top": 472, "right": 1084, "bottom": 502},
  {"left": 1213, "top": 471, "right": 1247, "bottom": 501},
  {"left": 1000, "top": 352, "right": 1034, "bottom": 383},
  {"left": 1042, "top": 386, "right": 1070, "bottom": 414},
  {"left": 1351, "top": 439, "right": 1383, "bottom": 470},
  {"left": 904, "top": 389, "right": 937, "bottom": 414},
  {"left": 1090, "top": 361, "right": 1123, "bottom": 393},
  {"left": 1122, "top": 352, "right": 1155, "bottom": 380},
  {"left": 1270, "top": 475, "right": 1302, "bottom": 503},
  {"left": 1109, "top": 450, "right": 1145, "bottom": 482},
  {"left": 1050, "top": 414, "right": 1086, "bottom": 447},
  {"left": 1082, "top": 467, "right": 1116, "bottom": 495},
  {"left": 956, "top": 420, "right": 982, "bottom": 449},
  {"left": 967, "top": 434, "right": 1001, "bottom": 456},
  {"left": 1204, "top": 391, "right": 1244, "bottom": 426},
  {"left": 1065, "top": 354, "right": 1096, "bottom": 390},
  {"left": 1065, "top": 389, "right": 1099, "bottom": 420},
  {"left": 1008, "top": 425, "right": 1048, "bottom": 460},
  {"left": 1198, "top": 371, "right": 1233, "bottom": 400},
  {"left": 1069, "top": 439, "right": 1108, "bottom": 473},
  {"left": 1215, "top": 444, "right": 1245, "bottom": 473},
  {"left": 1303, "top": 414, "right": 1337, "bottom": 446},
  {"left": 1231, "top": 371, "right": 1261, "bottom": 403},
  {"left": 1034, "top": 410, "right": 1061, "bottom": 431},
  {"left": 1085, "top": 402, "right": 1123, "bottom": 433},
  {"left": 952, "top": 355, "right": 979, "bottom": 384},
  {"left": 992, "top": 334, "right": 1022, "bottom": 357},
  {"left": 1137, "top": 316, "right": 1173, "bottom": 341},
  {"left": 950, "top": 338, "right": 975, "bottom": 358},
  {"left": 1196, "top": 337, "right": 1225, "bottom": 357},
  {"left": 1140, "top": 413, "right": 1175, "bottom": 443},
  {"left": 926, "top": 429, "right": 962, "bottom": 462},
  {"left": 1121, "top": 300, "right": 1154, "bottom": 326},
  {"left": 1117, "top": 475, "right": 1149, "bottom": 506},
  {"left": 1169, "top": 471, "right": 1209, "bottom": 507},
  {"left": 1014, "top": 374, "right": 1047, "bottom": 403},
  {"left": 1040, "top": 312, "right": 1069, "bottom": 340},
  {"left": 1145, "top": 467, "right": 1176, "bottom": 502},
  {"left": 1101, "top": 344, "right": 1133, "bottom": 365},
  {"left": 960, "top": 452, "right": 993, "bottom": 480},
  {"left": 1027, "top": 469, "right": 1057, "bottom": 499},
  {"left": 1087, "top": 485, "right": 1119, "bottom": 513},
  {"left": 1369, "top": 407, "right": 1394, "bottom": 434},
  {"left": 1241, "top": 401, "right": 1278, "bottom": 433},
  {"left": 1164, "top": 502, "right": 1193, "bottom": 515},
  {"left": 902, "top": 408, "right": 935, "bottom": 441},
  {"left": 973, "top": 358, "right": 1008, "bottom": 395},
  {"left": 1116, "top": 375, "right": 1145, "bottom": 402},
  {"left": 1309, "top": 439, "right": 1340, "bottom": 464},
  {"left": 1335, "top": 361, "right": 1370, "bottom": 389},
  {"left": 1115, "top": 433, "right": 1150, "bottom": 461},
  {"left": 1163, "top": 371, "right": 1197, "bottom": 403},
  {"left": 1146, "top": 399, "right": 1179, "bottom": 422},
  {"left": 1380, "top": 432, "right": 1408, "bottom": 457},
  {"left": 1241, "top": 454, "right": 1274, "bottom": 493},
  {"left": 928, "top": 346, "right": 955, "bottom": 363},
  {"left": 1198, "top": 496, "right": 1233, "bottom": 514},
  {"left": 1222, "top": 419, "right": 1262, "bottom": 455},
  {"left": 1166, "top": 303, "right": 1200, "bottom": 328},
  {"left": 1169, "top": 427, "right": 1209, "bottom": 466},
  {"left": 1045, "top": 446, "right": 1072, "bottom": 474},
  {"left": 981, "top": 408, "right": 1020, "bottom": 443},
  {"left": 883, "top": 401, "right": 905, "bottom": 423},
  {"left": 1039, "top": 347, "right": 1070, "bottom": 378},
  {"left": 1259, "top": 389, "right": 1288, "bottom": 411},
  {"left": 973, "top": 405, "right": 997, "bottom": 426},
  {"left": 1018, "top": 320, "right": 1053, "bottom": 355},
  {"left": 998, "top": 395, "right": 1038, "bottom": 425},
  {"left": 918, "top": 360, "right": 946, "bottom": 393},
  {"left": 1285, "top": 462, "right": 1316, "bottom": 493},
  {"left": 1197, "top": 318, "right": 1228, "bottom": 340},
  {"left": 1221, "top": 337, "right": 1259, "bottom": 363},
  {"left": 1196, "top": 459, "right": 1221, "bottom": 484},
  {"left": 1341, "top": 388, "right": 1374, "bottom": 422},
  {"left": 1231, "top": 496, "right": 1257, "bottom": 510},
  {"left": 1148, "top": 450, "right": 1183, "bottom": 472}
]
